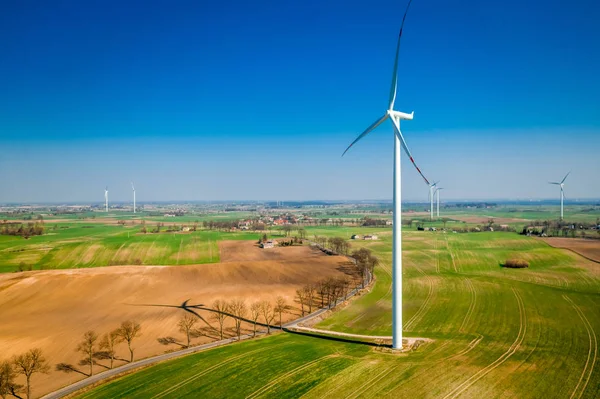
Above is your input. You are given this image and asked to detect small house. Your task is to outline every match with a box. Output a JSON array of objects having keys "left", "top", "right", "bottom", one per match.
[
  {"left": 363, "top": 235, "right": 378, "bottom": 240},
  {"left": 261, "top": 241, "right": 274, "bottom": 249},
  {"left": 351, "top": 234, "right": 361, "bottom": 240}
]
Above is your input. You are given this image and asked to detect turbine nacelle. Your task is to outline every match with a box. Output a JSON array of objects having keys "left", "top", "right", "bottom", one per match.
[{"left": 388, "top": 110, "right": 414, "bottom": 120}]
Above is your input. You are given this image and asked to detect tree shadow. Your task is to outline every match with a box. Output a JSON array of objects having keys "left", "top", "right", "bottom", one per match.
[
  {"left": 55, "top": 363, "right": 89, "bottom": 377},
  {"left": 130, "top": 299, "right": 282, "bottom": 331},
  {"left": 191, "top": 326, "right": 220, "bottom": 341},
  {"left": 157, "top": 336, "right": 186, "bottom": 347}
]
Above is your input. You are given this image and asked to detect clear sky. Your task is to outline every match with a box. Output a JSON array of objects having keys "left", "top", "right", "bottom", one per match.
[{"left": 1, "top": 0, "right": 599, "bottom": 203}]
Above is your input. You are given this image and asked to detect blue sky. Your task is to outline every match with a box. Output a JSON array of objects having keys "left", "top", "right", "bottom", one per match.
[{"left": 1, "top": 0, "right": 599, "bottom": 203}]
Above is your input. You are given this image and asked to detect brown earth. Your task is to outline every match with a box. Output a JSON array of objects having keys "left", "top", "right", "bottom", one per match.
[
  {"left": 539, "top": 237, "right": 600, "bottom": 263},
  {"left": 0, "top": 243, "right": 352, "bottom": 398}
]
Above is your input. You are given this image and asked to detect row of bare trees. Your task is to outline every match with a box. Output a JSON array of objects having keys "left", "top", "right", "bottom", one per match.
[
  {"left": 295, "top": 276, "right": 354, "bottom": 316},
  {"left": 0, "top": 222, "right": 45, "bottom": 239},
  {"left": 56, "top": 320, "right": 141, "bottom": 383},
  {"left": 312, "top": 236, "right": 351, "bottom": 255},
  {"left": 210, "top": 298, "right": 288, "bottom": 340}
]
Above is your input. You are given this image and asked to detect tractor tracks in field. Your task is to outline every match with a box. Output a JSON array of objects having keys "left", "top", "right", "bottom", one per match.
[
  {"left": 245, "top": 354, "right": 337, "bottom": 399},
  {"left": 345, "top": 363, "right": 398, "bottom": 399},
  {"left": 444, "top": 235, "right": 458, "bottom": 273},
  {"left": 442, "top": 288, "right": 527, "bottom": 399},
  {"left": 459, "top": 278, "right": 477, "bottom": 333},
  {"left": 404, "top": 265, "right": 434, "bottom": 331},
  {"left": 151, "top": 345, "right": 278, "bottom": 399},
  {"left": 563, "top": 295, "right": 598, "bottom": 399},
  {"left": 175, "top": 238, "right": 183, "bottom": 265}
]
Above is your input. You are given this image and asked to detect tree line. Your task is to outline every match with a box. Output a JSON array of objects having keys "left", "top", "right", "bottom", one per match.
[{"left": 0, "top": 222, "right": 44, "bottom": 239}]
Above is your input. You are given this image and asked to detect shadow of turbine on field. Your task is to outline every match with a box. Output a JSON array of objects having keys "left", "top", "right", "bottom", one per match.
[
  {"left": 131, "top": 299, "right": 281, "bottom": 331},
  {"left": 129, "top": 299, "right": 213, "bottom": 327}
]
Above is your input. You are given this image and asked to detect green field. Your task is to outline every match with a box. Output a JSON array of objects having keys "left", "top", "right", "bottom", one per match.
[
  {"left": 72, "top": 227, "right": 600, "bottom": 398},
  {"left": 0, "top": 224, "right": 266, "bottom": 273}
]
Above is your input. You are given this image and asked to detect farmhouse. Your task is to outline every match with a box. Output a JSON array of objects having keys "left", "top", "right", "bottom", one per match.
[
  {"left": 261, "top": 240, "right": 275, "bottom": 249},
  {"left": 351, "top": 234, "right": 361, "bottom": 240},
  {"left": 363, "top": 235, "right": 378, "bottom": 240}
]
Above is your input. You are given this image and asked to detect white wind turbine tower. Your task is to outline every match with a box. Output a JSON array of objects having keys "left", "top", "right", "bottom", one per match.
[
  {"left": 104, "top": 186, "right": 108, "bottom": 213},
  {"left": 435, "top": 187, "right": 443, "bottom": 218},
  {"left": 549, "top": 172, "right": 570, "bottom": 220},
  {"left": 428, "top": 181, "right": 438, "bottom": 220},
  {"left": 131, "top": 182, "right": 136, "bottom": 213},
  {"left": 342, "top": 0, "right": 429, "bottom": 350}
]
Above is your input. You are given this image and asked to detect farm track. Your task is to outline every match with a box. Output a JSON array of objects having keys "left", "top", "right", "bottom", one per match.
[
  {"left": 563, "top": 295, "right": 598, "bottom": 399},
  {"left": 442, "top": 288, "right": 527, "bottom": 399},
  {"left": 459, "top": 278, "right": 477, "bottom": 333},
  {"left": 404, "top": 265, "right": 434, "bottom": 331}
]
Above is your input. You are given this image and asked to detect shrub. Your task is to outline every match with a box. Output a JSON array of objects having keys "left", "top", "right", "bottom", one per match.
[{"left": 503, "top": 259, "right": 529, "bottom": 268}]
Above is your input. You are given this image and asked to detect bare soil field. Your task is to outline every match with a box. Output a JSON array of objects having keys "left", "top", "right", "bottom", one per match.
[
  {"left": 540, "top": 237, "right": 600, "bottom": 263},
  {"left": 0, "top": 243, "right": 350, "bottom": 398},
  {"left": 219, "top": 240, "right": 324, "bottom": 262}
]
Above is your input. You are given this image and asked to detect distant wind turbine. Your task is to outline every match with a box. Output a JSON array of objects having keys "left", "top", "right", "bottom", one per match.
[
  {"left": 131, "top": 182, "right": 136, "bottom": 214},
  {"left": 104, "top": 187, "right": 108, "bottom": 213},
  {"left": 342, "top": 0, "right": 428, "bottom": 350},
  {"left": 428, "top": 181, "right": 439, "bottom": 220},
  {"left": 549, "top": 172, "right": 570, "bottom": 220},
  {"left": 435, "top": 187, "right": 444, "bottom": 218}
]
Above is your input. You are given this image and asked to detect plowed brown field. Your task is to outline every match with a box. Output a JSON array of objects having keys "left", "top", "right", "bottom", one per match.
[
  {"left": 540, "top": 237, "right": 600, "bottom": 263},
  {"left": 0, "top": 242, "right": 350, "bottom": 398}
]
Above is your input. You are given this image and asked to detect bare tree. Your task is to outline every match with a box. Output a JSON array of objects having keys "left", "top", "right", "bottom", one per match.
[
  {"left": 259, "top": 301, "right": 275, "bottom": 334},
  {"left": 303, "top": 284, "right": 316, "bottom": 313},
  {"left": 317, "top": 280, "right": 328, "bottom": 307},
  {"left": 0, "top": 360, "right": 20, "bottom": 399},
  {"left": 229, "top": 299, "right": 247, "bottom": 340},
  {"left": 249, "top": 302, "right": 261, "bottom": 337},
  {"left": 99, "top": 329, "right": 121, "bottom": 369},
  {"left": 274, "top": 296, "right": 288, "bottom": 327},
  {"left": 117, "top": 320, "right": 141, "bottom": 362},
  {"left": 295, "top": 288, "right": 306, "bottom": 316},
  {"left": 339, "top": 276, "right": 351, "bottom": 300},
  {"left": 12, "top": 349, "right": 50, "bottom": 399},
  {"left": 177, "top": 314, "right": 198, "bottom": 348},
  {"left": 210, "top": 299, "right": 229, "bottom": 340},
  {"left": 76, "top": 330, "right": 98, "bottom": 376}
]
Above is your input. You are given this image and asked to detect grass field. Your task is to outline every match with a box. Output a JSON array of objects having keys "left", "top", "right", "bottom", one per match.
[
  {"left": 73, "top": 229, "right": 600, "bottom": 398},
  {"left": 0, "top": 224, "right": 265, "bottom": 273}
]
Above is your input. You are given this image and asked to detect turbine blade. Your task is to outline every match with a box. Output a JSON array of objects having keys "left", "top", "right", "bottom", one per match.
[
  {"left": 561, "top": 171, "right": 570, "bottom": 184},
  {"left": 342, "top": 114, "right": 388, "bottom": 156},
  {"left": 388, "top": 0, "right": 414, "bottom": 110},
  {"left": 391, "top": 117, "right": 430, "bottom": 185},
  {"left": 548, "top": 182, "right": 560, "bottom": 185}
]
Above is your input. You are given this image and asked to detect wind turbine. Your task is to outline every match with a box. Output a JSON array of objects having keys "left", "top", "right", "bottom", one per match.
[
  {"left": 549, "top": 172, "right": 570, "bottom": 220},
  {"left": 428, "top": 181, "right": 439, "bottom": 220},
  {"left": 435, "top": 187, "right": 444, "bottom": 218},
  {"left": 104, "top": 187, "right": 108, "bottom": 213},
  {"left": 342, "top": 0, "right": 428, "bottom": 350},
  {"left": 131, "top": 182, "right": 136, "bottom": 214}
]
